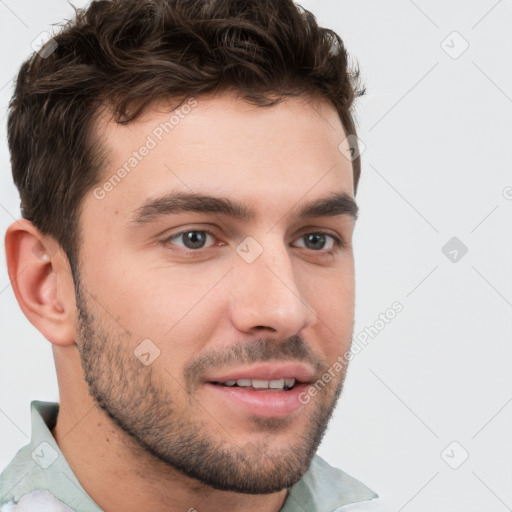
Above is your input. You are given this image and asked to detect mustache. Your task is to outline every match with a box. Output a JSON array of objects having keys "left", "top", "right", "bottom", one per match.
[{"left": 183, "top": 334, "right": 328, "bottom": 392}]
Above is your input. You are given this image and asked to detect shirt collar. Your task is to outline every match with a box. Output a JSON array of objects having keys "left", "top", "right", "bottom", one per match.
[
  {"left": 28, "top": 401, "right": 377, "bottom": 511},
  {"left": 281, "top": 451, "right": 378, "bottom": 511}
]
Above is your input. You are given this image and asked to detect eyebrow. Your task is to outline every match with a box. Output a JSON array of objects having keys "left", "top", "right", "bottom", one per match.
[{"left": 130, "top": 190, "right": 358, "bottom": 225}]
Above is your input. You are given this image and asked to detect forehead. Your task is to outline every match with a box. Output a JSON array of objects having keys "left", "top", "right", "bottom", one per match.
[{"left": 88, "top": 92, "right": 354, "bottom": 223}]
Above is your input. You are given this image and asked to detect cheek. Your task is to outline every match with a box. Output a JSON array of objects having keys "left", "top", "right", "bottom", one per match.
[
  {"left": 308, "top": 267, "right": 355, "bottom": 356},
  {"left": 89, "top": 258, "right": 227, "bottom": 358}
]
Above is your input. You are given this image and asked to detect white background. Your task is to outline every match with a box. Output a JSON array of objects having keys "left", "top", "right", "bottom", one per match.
[{"left": 1, "top": 1, "right": 511, "bottom": 510}]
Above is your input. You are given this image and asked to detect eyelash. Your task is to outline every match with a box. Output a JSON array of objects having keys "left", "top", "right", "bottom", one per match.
[{"left": 162, "top": 228, "right": 345, "bottom": 256}]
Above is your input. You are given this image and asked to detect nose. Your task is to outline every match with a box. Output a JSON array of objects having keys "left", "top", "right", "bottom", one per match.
[{"left": 228, "top": 236, "right": 317, "bottom": 337}]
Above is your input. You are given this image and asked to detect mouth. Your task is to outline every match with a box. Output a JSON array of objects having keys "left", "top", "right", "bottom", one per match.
[
  {"left": 204, "top": 362, "right": 315, "bottom": 387},
  {"left": 210, "top": 377, "right": 298, "bottom": 391},
  {"left": 202, "top": 363, "right": 315, "bottom": 418}
]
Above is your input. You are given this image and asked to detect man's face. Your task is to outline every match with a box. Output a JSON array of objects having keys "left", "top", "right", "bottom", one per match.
[{"left": 75, "top": 92, "right": 357, "bottom": 493}]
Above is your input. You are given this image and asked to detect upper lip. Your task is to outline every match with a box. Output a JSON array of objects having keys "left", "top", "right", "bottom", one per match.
[{"left": 204, "top": 363, "right": 316, "bottom": 384}]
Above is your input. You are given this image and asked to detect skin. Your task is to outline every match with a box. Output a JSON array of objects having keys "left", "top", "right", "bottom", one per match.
[{"left": 5, "top": 90, "right": 357, "bottom": 512}]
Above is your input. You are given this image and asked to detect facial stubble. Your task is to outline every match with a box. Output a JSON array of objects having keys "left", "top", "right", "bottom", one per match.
[{"left": 74, "top": 277, "right": 349, "bottom": 494}]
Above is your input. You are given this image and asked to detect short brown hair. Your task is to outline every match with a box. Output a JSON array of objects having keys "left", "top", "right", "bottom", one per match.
[{"left": 7, "top": 0, "right": 365, "bottom": 269}]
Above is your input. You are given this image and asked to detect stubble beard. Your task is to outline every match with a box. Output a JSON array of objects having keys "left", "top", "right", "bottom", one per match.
[{"left": 74, "top": 278, "right": 349, "bottom": 494}]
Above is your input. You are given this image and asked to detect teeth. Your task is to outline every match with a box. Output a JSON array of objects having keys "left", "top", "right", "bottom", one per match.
[
  {"left": 269, "top": 379, "right": 285, "bottom": 389},
  {"left": 285, "top": 378, "right": 296, "bottom": 389},
  {"left": 220, "top": 378, "right": 296, "bottom": 390},
  {"left": 252, "top": 379, "right": 269, "bottom": 389}
]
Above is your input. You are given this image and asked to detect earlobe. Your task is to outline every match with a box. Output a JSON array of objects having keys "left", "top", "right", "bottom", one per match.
[{"left": 4, "top": 219, "right": 77, "bottom": 346}]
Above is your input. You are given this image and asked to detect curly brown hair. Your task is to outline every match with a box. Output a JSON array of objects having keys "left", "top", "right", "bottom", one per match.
[{"left": 7, "top": 0, "right": 365, "bottom": 269}]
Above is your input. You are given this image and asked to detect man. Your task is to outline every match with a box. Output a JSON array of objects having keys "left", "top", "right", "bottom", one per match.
[{"left": 0, "top": 0, "right": 380, "bottom": 510}]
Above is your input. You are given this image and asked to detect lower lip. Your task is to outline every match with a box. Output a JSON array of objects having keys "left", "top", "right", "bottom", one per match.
[{"left": 204, "top": 383, "right": 309, "bottom": 418}]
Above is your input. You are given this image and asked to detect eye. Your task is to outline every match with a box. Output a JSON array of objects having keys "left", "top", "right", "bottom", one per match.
[
  {"left": 292, "top": 232, "right": 344, "bottom": 252},
  {"left": 164, "top": 229, "right": 217, "bottom": 251},
  {"left": 162, "top": 228, "right": 344, "bottom": 255}
]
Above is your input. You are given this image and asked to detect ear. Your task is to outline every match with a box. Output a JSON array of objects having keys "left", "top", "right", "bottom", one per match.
[{"left": 4, "top": 219, "right": 77, "bottom": 346}]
